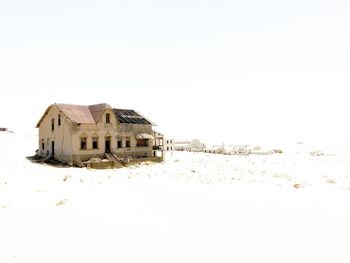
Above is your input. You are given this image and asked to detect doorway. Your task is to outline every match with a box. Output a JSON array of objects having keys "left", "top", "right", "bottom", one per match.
[
  {"left": 105, "top": 137, "right": 111, "bottom": 153},
  {"left": 51, "top": 141, "right": 55, "bottom": 157}
]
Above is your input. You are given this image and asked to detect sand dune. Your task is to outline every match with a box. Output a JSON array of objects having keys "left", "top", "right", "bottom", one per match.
[{"left": 1, "top": 132, "right": 350, "bottom": 263}]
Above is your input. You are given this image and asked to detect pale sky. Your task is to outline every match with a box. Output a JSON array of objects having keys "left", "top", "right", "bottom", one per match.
[{"left": 0, "top": 0, "right": 349, "bottom": 144}]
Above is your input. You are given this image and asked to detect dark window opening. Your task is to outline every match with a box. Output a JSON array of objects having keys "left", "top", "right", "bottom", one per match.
[
  {"left": 92, "top": 137, "right": 98, "bottom": 149},
  {"left": 41, "top": 139, "right": 45, "bottom": 150},
  {"left": 51, "top": 141, "right": 55, "bottom": 156},
  {"left": 105, "top": 137, "right": 111, "bottom": 153},
  {"left": 106, "top": 113, "right": 110, "bottom": 123},
  {"left": 58, "top": 114, "right": 61, "bottom": 126},
  {"left": 80, "top": 137, "right": 87, "bottom": 150},
  {"left": 117, "top": 138, "right": 122, "bottom": 148},
  {"left": 51, "top": 118, "right": 55, "bottom": 131},
  {"left": 137, "top": 139, "right": 149, "bottom": 147},
  {"left": 126, "top": 137, "right": 131, "bottom": 148}
]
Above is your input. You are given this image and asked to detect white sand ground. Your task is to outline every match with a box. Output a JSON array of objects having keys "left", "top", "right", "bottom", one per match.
[{"left": 1, "top": 132, "right": 350, "bottom": 263}]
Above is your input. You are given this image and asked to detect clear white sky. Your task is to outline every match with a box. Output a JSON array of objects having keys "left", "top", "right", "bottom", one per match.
[{"left": 0, "top": 0, "right": 349, "bottom": 144}]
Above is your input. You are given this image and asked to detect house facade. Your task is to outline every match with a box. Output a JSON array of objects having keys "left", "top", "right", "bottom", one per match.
[
  {"left": 36, "top": 103, "right": 163, "bottom": 167},
  {"left": 164, "top": 138, "right": 175, "bottom": 151}
]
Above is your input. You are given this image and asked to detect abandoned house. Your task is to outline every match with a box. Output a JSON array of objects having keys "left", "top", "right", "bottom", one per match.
[{"left": 36, "top": 103, "right": 164, "bottom": 168}]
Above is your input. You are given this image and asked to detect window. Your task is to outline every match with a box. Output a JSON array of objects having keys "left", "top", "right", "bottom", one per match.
[
  {"left": 51, "top": 118, "right": 55, "bottom": 131},
  {"left": 106, "top": 113, "right": 110, "bottom": 123},
  {"left": 80, "top": 137, "right": 87, "bottom": 150},
  {"left": 117, "top": 136, "right": 122, "bottom": 148},
  {"left": 41, "top": 139, "right": 45, "bottom": 150},
  {"left": 92, "top": 137, "right": 98, "bottom": 149},
  {"left": 137, "top": 139, "right": 148, "bottom": 147},
  {"left": 126, "top": 137, "right": 131, "bottom": 148},
  {"left": 58, "top": 114, "right": 61, "bottom": 126}
]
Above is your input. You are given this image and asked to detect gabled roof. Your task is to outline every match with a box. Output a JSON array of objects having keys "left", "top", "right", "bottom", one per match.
[
  {"left": 36, "top": 103, "right": 155, "bottom": 127},
  {"left": 56, "top": 103, "right": 96, "bottom": 124},
  {"left": 113, "top": 109, "right": 154, "bottom": 125},
  {"left": 88, "top": 103, "right": 112, "bottom": 122}
]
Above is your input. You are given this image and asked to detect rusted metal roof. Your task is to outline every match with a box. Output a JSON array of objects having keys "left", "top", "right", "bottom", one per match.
[
  {"left": 56, "top": 104, "right": 96, "bottom": 124},
  {"left": 136, "top": 133, "right": 155, "bottom": 139},
  {"left": 36, "top": 103, "right": 155, "bottom": 128},
  {"left": 113, "top": 109, "right": 154, "bottom": 125},
  {"left": 88, "top": 103, "right": 112, "bottom": 122}
]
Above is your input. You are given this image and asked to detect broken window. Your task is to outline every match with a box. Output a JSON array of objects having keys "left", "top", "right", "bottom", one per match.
[
  {"left": 126, "top": 137, "right": 131, "bottom": 148},
  {"left": 117, "top": 136, "right": 122, "bottom": 148},
  {"left": 92, "top": 136, "right": 98, "bottom": 149},
  {"left": 106, "top": 113, "right": 110, "bottom": 123},
  {"left": 137, "top": 139, "right": 148, "bottom": 147},
  {"left": 58, "top": 114, "right": 61, "bottom": 126},
  {"left": 51, "top": 118, "right": 55, "bottom": 131},
  {"left": 80, "top": 137, "right": 87, "bottom": 150}
]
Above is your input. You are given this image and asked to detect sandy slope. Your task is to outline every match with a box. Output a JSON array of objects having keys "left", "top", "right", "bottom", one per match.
[{"left": 1, "top": 132, "right": 350, "bottom": 263}]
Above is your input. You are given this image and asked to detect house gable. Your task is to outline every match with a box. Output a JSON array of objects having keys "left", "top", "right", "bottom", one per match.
[{"left": 36, "top": 104, "right": 74, "bottom": 128}]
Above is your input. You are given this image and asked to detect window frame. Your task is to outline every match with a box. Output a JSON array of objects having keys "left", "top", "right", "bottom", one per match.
[
  {"left": 80, "top": 137, "right": 87, "bottom": 150},
  {"left": 92, "top": 136, "right": 99, "bottom": 149},
  {"left": 126, "top": 136, "right": 131, "bottom": 148},
  {"left": 137, "top": 138, "right": 149, "bottom": 147},
  {"left": 117, "top": 137, "right": 122, "bottom": 148}
]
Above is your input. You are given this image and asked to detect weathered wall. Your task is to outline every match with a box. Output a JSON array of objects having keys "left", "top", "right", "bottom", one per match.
[
  {"left": 38, "top": 106, "right": 73, "bottom": 163},
  {"left": 69, "top": 110, "right": 154, "bottom": 161},
  {"left": 164, "top": 138, "right": 175, "bottom": 151}
]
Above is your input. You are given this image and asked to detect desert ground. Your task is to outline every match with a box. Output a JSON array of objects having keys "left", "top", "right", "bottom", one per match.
[{"left": 1, "top": 131, "right": 350, "bottom": 263}]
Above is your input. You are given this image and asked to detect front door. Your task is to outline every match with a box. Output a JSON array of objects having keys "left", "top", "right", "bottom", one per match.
[
  {"left": 105, "top": 137, "right": 111, "bottom": 153},
  {"left": 51, "top": 141, "right": 55, "bottom": 157}
]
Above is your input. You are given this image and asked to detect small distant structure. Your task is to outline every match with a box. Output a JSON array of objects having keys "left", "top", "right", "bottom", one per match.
[
  {"left": 204, "top": 144, "right": 251, "bottom": 155},
  {"left": 175, "top": 141, "right": 190, "bottom": 151},
  {"left": 203, "top": 146, "right": 221, "bottom": 154},
  {"left": 174, "top": 139, "right": 205, "bottom": 152},
  {"left": 164, "top": 138, "right": 175, "bottom": 151},
  {"left": 35, "top": 103, "right": 164, "bottom": 168},
  {"left": 236, "top": 145, "right": 251, "bottom": 155},
  {"left": 189, "top": 139, "right": 205, "bottom": 152},
  {"left": 310, "top": 150, "right": 324, "bottom": 156}
]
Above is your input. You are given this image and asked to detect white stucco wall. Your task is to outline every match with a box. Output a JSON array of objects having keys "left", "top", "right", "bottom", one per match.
[{"left": 38, "top": 106, "right": 73, "bottom": 162}]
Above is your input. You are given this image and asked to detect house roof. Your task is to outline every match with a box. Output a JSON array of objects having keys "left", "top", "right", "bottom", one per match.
[
  {"left": 56, "top": 104, "right": 96, "bottom": 124},
  {"left": 36, "top": 103, "right": 154, "bottom": 127},
  {"left": 113, "top": 109, "right": 154, "bottom": 125},
  {"left": 88, "top": 103, "right": 112, "bottom": 122}
]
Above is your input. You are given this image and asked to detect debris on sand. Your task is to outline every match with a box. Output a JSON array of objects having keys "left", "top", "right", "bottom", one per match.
[
  {"left": 326, "top": 179, "right": 336, "bottom": 184},
  {"left": 310, "top": 151, "right": 324, "bottom": 156},
  {"left": 293, "top": 183, "right": 304, "bottom": 189},
  {"left": 63, "top": 175, "right": 71, "bottom": 182},
  {"left": 56, "top": 199, "right": 68, "bottom": 206}
]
